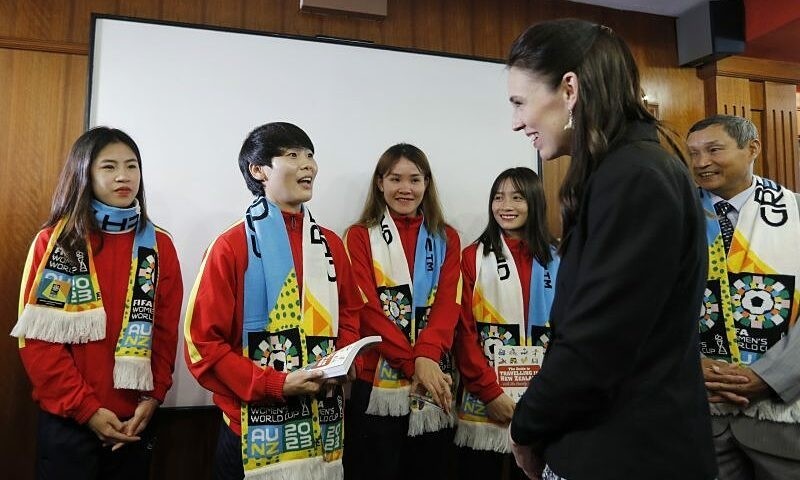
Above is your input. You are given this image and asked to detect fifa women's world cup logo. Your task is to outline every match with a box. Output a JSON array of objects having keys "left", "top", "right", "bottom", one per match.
[
  {"left": 137, "top": 254, "right": 157, "bottom": 298},
  {"left": 379, "top": 285, "right": 413, "bottom": 338},
  {"left": 730, "top": 273, "right": 794, "bottom": 364},
  {"left": 478, "top": 323, "right": 519, "bottom": 367},
  {"left": 699, "top": 287, "right": 720, "bottom": 333},
  {"left": 248, "top": 329, "right": 303, "bottom": 372}
]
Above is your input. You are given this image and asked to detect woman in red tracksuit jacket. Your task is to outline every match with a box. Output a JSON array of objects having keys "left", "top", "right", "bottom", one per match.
[
  {"left": 453, "top": 167, "right": 558, "bottom": 480},
  {"left": 12, "top": 127, "right": 183, "bottom": 480},
  {"left": 343, "top": 143, "right": 461, "bottom": 480},
  {"left": 183, "top": 122, "right": 363, "bottom": 480}
]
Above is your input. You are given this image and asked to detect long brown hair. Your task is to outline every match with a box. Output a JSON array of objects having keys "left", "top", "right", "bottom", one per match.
[
  {"left": 45, "top": 127, "right": 149, "bottom": 253},
  {"left": 507, "top": 19, "right": 685, "bottom": 248},
  {"left": 355, "top": 143, "right": 447, "bottom": 236}
]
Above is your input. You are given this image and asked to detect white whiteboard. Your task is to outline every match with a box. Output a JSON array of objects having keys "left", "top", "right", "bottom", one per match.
[{"left": 89, "top": 17, "right": 536, "bottom": 408}]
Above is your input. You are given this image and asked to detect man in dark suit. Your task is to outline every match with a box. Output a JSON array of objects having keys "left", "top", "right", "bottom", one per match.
[{"left": 687, "top": 115, "right": 800, "bottom": 480}]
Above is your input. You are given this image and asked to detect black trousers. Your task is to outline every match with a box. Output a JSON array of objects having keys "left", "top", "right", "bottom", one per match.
[
  {"left": 213, "top": 421, "right": 245, "bottom": 480},
  {"left": 456, "top": 446, "right": 527, "bottom": 480},
  {"left": 343, "top": 380, "right": 454, "bottom": 480},
  {"left": 36, "top": 409, "right": 155, "bottom": 480}
]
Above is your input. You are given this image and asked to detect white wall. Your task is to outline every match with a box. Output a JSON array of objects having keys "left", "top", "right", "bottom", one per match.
[{"left": 90, "top": 17, "right": 536, "bottom": 407}]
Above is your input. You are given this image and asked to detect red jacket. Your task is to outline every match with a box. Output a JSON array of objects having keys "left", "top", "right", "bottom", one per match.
[
  {"left": 455, "top": 237, "right": 533, "bottom": 404},
  {"left": 345, "top": 213, "right": 461, "bottom": 383},
  {"left": 184, "top": 211, "right": 362, "bottom": 435},
  {"left": 18, "top": 226, "right": 183, "bottom": 424}
]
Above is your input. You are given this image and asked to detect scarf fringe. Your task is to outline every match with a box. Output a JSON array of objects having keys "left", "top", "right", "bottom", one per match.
[
  {"left": 710, "top": 397, "right": 800, "bottom": 423},
  {"left": 453, "top": 420, "right": 510, "bottom": 453},
  {"left": 321, "top": 459, "right": 343, "bottom": 480},
  {"left": 11, "top": 304, "right": 106, "bottom": 344},
  {"left": 407, "top": 402, "right": 455, "bottom": 437},
  {"left": 244, "top": 457, "right": 334, "bottom": 480},
  {"left": 365, "top": 385, "right": 411, "bottom": 417},
  {"left": 113, "top": 356, "right": 154, "bottom": 390}
]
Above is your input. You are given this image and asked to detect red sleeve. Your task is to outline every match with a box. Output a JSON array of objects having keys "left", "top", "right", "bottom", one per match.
[
  {"left": 322, "top": 228, "right": 364, "bottom": 349},
  {"left": 148, "top": 231, "right": 183, "bottom": 403},
  {"left": 183, "top": 226, "right": 287, "bottom": 404},
  {"left": 413, "top": 226, "right": 462, "bottom": 362},
  {"left": 345, "top": 226, "right": 415, "bottom": 378},
  {"left": 17, "top": 229, "right": 103, "bottom": 424},
  {"left": 454, "top": 244, "right": 504, "bottom": 404}
]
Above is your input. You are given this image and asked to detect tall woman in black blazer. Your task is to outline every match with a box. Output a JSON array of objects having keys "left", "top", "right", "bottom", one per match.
[{"left": 506, "top": 19, "right": 717, "bottom": 480}]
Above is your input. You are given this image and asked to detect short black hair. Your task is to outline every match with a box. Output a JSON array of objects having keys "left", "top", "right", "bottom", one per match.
[{"left": 238, "top": 122, "right": 315, "bottom": 195}]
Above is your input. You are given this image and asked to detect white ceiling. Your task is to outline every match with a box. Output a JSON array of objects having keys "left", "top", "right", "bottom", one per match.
[{"left": 568, "top": 0, "right": 708, "bottom": 17}]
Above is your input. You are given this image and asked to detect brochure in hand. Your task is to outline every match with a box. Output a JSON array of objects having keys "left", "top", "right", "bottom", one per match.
[
  {"left": 304, "top": 335, "right": 382, "bottom": 379},
  {"left": 494, "top": 345, "right": 544, "bottom": 403}
]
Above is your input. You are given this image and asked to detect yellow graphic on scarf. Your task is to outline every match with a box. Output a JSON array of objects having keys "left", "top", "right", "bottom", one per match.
[
  {"left": 14, "top": 218, "right": 106, "bottom": 346},
  {"left": 304, "top": 290, "right": 334, "bottom": 337},
  {"left": 707, "top": 235, "right": 741, "bottom": 364},
  {"left": 29, "top": 219, "right": 104, "bottom": 314},
  {"left": 472, "top": 286, "right": 509, "bottom": 326},
  {"left": 731, "top": 233, "right": 780, "bottom": 276},
  {"left": 373, "top": 262, "right": 397, "bottom": 288},
  {"left": 242, "top": 270, "right": 323, "bottom": 473},
  {"left": 115, "top": 259, "right": 153, "bottom": 358}
]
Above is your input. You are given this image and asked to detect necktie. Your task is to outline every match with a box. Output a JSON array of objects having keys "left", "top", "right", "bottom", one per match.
[{"left": 714, "top": 201, "right": 734, "bottom": 254}]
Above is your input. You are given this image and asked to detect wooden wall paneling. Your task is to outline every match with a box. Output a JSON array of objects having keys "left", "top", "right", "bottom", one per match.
[
  {"left": 703, "top": 77, "right": 718, "bottom": 116},
  {"left": 6, "top": 0, "right": 71, "bottom": 42},
  {"left": 118, "top": 0, "right": 163, "bottom": 22},
  {"left": 439, "top": 0, "right": 473, "bottom": 56},
  {"left": 286, "top": 3, "right": 326, "bottom": 37},
  {"left": 500, "top": 0, "right": 531, "bottom": 54},
  {"left": 749, "top": 80, "right": 765, "bottom": 110},
  {"left": 470, "top": 0, "right": 503, "bottom": 59},
  {"left": 65, "top": 1, "right": 113, "bottom": 44},
  {"left": 764, "top": 81, "right": 800, "bottom": 190},
  {"left": 59, "top": 0, "right": 110, "bottom": 44},
  {"left": 317, "top": 12, "right": 362, "bottom": 42},
  {"left": 710, "top": 56, "right": 800, "bottom": 84},
  {"left": 380, "top": 0, "right": 413, "bottom": 48},
  {"left": 0, "top": 36, "right": 88, "bottom": 55},
  {"left": 750, "top": 109, "right": 765, "bottom": 177},
  {"left": 161, "top": 0, "right": 207, "bottom": 25},
  {"left": 542, "top": 155, "right": 570, "bottom": 239},
  {"left": 202, "top": 0, "right": 246, "bottom": 29},
  {"left": 797, "top": 91, "right": 800, "bottom": 137},
  {"left": 354, "top": 12, "right": 382, "bottom": 44},
  {"left": 0, "top": 47, "right": 87, "bottom": 479},
  {"left": 628, "top": 13, "right": 704, "bottom": 136},
  {"left": 0, "top": 1, "right": 15, "bottom": 35},
  {"left": 317, "top": 13, "right": 356, "bottom": 41},
  {"left": 0, "top": 49, "right": 33, "bottom": 480},
  {"left": 749, "top": 81, "right": 766, "bottom": 178},
  {"left": 410, "top": 0, "right": 444, "bottom": 52},
  {"left": 701, "top": 58, "right": 800, "bottom": 190},
  {"left": 705, "top": 75, "right": 751, "bottom": 118}
]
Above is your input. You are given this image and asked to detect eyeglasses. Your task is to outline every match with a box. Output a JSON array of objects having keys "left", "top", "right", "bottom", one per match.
[{"left": 408, "top": 392, "right": 442, "bottom": 411}]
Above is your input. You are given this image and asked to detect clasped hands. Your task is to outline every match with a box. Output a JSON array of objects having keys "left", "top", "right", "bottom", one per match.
[
  {"left": 702, "top": 358, "right": 770, "bottom": 406},
  {"left": 88, "top": 395, "right": 159, "bottom": 451}
]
